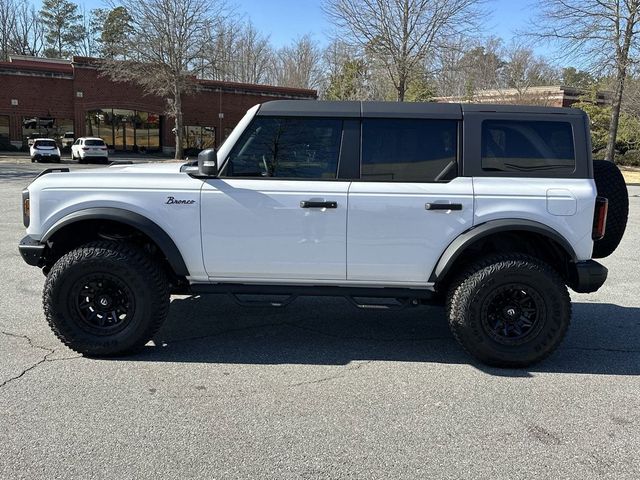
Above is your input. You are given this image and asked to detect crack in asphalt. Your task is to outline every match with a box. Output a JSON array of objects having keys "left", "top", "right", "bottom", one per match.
[
  {"left": 564, "top": 346, "right": 640, "bottom": 354},
  {"left": 289, "top": 360, "right": 373, "bottom": 388},
  {"left": 0, "top": 331, "right": 81, "bottom": 389}
]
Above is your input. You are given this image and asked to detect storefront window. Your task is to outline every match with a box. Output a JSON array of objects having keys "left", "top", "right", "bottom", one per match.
[
  {"left": 85, "top": 108, "right": 161, "bottom": 151},
  {"left": 21, "top": 116, "right": 73, "bottom": 146},
  {"left": 184, "top": 125, "right": 215, "bottom": 150},
  {"left": 0, "top": 116, "right": 9, "bottom": 144}
]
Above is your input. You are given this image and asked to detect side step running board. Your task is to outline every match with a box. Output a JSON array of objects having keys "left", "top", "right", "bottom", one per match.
[{"left": 229, "top": 293, "right": 298, "bottom": 308}]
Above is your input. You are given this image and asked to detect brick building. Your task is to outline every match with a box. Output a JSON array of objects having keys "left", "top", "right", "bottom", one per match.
[{"left": 0, "top": 55, "right": 316, "bottom": 153}]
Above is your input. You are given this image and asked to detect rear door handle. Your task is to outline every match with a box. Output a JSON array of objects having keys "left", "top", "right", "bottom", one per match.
[
  {"left": 300, "top": 201, "right": 338, "bottom": 209},
  {"left": 425, "top": 203, "right": 463, "bottom": 211}
]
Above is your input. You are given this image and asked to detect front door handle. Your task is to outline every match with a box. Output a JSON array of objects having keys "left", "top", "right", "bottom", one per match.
[
  {"left": 425, "top": 203, "right": 463, "bottom": 211},
  {"left": 300, "top": 200, "right": 338, "bottom": 209}
]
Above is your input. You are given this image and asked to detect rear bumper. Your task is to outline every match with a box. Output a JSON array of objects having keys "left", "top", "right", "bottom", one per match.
[
  {"left": 32, "top": 154, "right": 60, "bottom": 162},
  {"left": 570, "top": 260, "right": 608, "bottom": 293},
  {"left": 19, "top": 235, "right": 45, "bottom": 267}
]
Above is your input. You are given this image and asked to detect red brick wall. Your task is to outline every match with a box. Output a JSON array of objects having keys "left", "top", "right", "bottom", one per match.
[
  {"left": 0, "top": 59, "right": 316, "bottom": 149},
  {"left": 0, "top": 72, "right": 75, "bottom": 144}
]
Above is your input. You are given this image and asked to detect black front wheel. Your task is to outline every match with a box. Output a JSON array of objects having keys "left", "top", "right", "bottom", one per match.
[
  {"left": 43, "top": 241, "right": 170, "bottom": 356},
  {"left": 446, "top": 254, "right": 571, "bottom": 367}
]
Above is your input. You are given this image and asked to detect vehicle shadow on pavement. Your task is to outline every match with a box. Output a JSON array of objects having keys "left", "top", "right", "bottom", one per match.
[{"left": 126, "top": 295, "right": 640, "bottom": 376}]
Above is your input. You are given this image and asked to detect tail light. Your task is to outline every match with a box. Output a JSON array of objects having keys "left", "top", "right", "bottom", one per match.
[
  {"left": 22, "top": 189, "right": 30, "bottom": 227},
  {"left": 100, "top": 146, "right": 108, "bottom": 150},
  {"left": 592, "top": 196, "right": 608, "bottom": 240}
]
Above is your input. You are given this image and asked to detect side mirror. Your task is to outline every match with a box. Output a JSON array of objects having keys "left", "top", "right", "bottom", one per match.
[{"left": 198, "top": 148, "right": 218, "bottom": 177}]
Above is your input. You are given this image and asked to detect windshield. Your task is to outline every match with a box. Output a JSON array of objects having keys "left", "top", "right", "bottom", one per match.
[
  {"left": 85, "top": 139, "right": 105, "bottom": 146},
  {"left": 35, "top": 140, "right": 57, "bottom": 148}
]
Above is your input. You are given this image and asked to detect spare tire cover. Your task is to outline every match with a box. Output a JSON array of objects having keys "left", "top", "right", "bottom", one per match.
[{"left": 592, "top": 160, "right": 629, "bottom": 258}]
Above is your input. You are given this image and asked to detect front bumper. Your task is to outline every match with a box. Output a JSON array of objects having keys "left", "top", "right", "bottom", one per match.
[
  {"left": 19, "top": 236, "right": 45, "bottom": 267},
  {"left": 570, "top": 260, "right": 608, "bottom": 293}
]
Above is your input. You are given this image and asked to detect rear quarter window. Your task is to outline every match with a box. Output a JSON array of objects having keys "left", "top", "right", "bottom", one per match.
[{"left": 481, "top": 120, "right": 575, "bottom": 173}]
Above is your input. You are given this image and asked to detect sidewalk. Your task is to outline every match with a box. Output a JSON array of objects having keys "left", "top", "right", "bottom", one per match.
[{"left": 620, "top": 166, "right": 640, "bottom": 185}]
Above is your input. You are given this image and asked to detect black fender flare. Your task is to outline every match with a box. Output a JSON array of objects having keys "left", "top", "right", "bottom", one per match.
[
  {"left": 429, "top": 219, "right": 578, "bottom": 283},
  {"left": 42, "top": 207, "right": 190, "bottom": 276}
]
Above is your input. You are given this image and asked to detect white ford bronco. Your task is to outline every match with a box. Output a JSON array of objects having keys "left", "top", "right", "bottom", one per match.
[{"left": 19, "top": 101, "right": 629, "bottom": 367}]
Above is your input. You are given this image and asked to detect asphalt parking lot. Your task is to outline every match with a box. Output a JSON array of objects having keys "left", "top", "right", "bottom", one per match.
[{"left": 1, "top": 156, "right": 639, "bottom": 479}]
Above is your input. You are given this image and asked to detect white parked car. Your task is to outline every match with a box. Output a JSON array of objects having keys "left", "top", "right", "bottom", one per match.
[
  {"left": 60, "top": 131, "right": 75, "bottom": 149},
  {"left": 29, "top": 138, "right": 61, "bottom": 163},
  {"left": 71, "top": 137, "right": 109, "bottom": 163},
  {"left": 19, "top": 101, "right": 629, "bottom": 367}
]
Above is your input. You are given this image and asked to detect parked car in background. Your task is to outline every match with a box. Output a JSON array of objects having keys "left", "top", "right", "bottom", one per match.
[
  {"left": 71, "top": 137, "right": 109, "bottom": 163},
  {"left": 29, "top": 138, "right": 61, "bottom": 163},
  {"left": 27, "top": 134, "right": 46, "bottom": 147},
  {"left": 60, "top": 131, "right": 75, "bottom": 149}
]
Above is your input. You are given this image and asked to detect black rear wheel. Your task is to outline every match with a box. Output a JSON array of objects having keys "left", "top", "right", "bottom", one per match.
[
  {"left": 43, "top": 241, "right": 170, "bottom": 356},
  {"left": 447, "top": 254, "right": 571, "bottom": 367}
]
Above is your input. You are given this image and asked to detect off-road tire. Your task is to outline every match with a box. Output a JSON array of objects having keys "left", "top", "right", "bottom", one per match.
[
  {"left": 592, "top": 160, "right": 628, "bottom": 258},
  {"left": 43, "top": 241, "right": 170, "bottom": 356},
  {"left": 446, "top": 254, "right": 571, "bottom": 368}
]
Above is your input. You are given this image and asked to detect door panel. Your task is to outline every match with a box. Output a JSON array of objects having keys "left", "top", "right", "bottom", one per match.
[
  {"left": 201, "top": 179, "right": 350, "bottom": 280},
  {"left": 347, "top": 178, "right": 474, "bottom": 283}
]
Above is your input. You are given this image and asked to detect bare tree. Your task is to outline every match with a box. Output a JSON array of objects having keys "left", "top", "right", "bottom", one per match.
[
  {"left": 533, "top": 0, "right": 640, "bottom": 161},
  {"left": 77, "top": 7, "right": 107, "bottom": 57},
  {"left": 500, "top": 42, "right": 559, "bottom": 97},
  {"left": 322, "top": 39, "right": 367, "bottom": 99},
  {"left": 0, "top": 0, "right": 18, "bottom": 60},
  {"left": 274, "top": 35, "right": 323, "bottom": 89},
  {"left": 101, "top": 0, "right": 226, "bottom": 159},
  {"left": 205, "top": 20, "right": 239, "bottom": 81},
  {"left": 323, "top": 0, "right": 485, "bottom": 101},
  {"left": 204, "top": 19, "right": 273, "bottom": 84},
  {"left": 14, "top": 1, "right": 45, "bottom": 57},
  {"left": 234, "top": 21, "right": 273, "bottom": 84},
  {"left": 433, "top": 36, "right": 503, "bottom": 98}
]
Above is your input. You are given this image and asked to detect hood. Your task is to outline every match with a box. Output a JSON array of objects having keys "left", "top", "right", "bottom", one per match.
[
  {"left": 28, "top": 161, "right": 191, "bottom": 190},
  {"left": 80, "top": 161, "right": 186, "bottom": 175}
]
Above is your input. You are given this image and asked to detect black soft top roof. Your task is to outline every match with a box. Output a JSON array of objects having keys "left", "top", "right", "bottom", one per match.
[{"left": 256, "top": 100, "right": 584, "bottom": 119}]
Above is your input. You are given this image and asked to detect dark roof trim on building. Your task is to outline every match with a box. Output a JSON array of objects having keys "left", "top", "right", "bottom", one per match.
[{"left": 0, "top": 59, "right": 74, "bottom": 78}]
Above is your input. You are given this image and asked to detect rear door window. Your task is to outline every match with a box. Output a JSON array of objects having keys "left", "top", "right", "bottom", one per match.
[
  {"left": 481, "top": 120, "right": 575, "bottom": 173},
  {"left": 361, "top": 119, "right": 458, "bottom": 182}
]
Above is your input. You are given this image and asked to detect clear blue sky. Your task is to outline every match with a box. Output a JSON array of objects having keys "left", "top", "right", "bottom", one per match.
[
  {"left": 231, "top": 0, "right": 538, "bottom": 48},
  {"left": 62, "top": 0, "right": 548, "bottom": 53}
]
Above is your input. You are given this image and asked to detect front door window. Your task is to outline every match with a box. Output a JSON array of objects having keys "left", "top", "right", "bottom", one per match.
[{"left": 222, "top": 117, "right": 343, "bottom": 179}]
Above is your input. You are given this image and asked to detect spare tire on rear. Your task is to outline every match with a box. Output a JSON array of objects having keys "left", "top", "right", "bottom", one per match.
[{"left": 592, "top": 160, "right": 628, "bottom": 258}]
